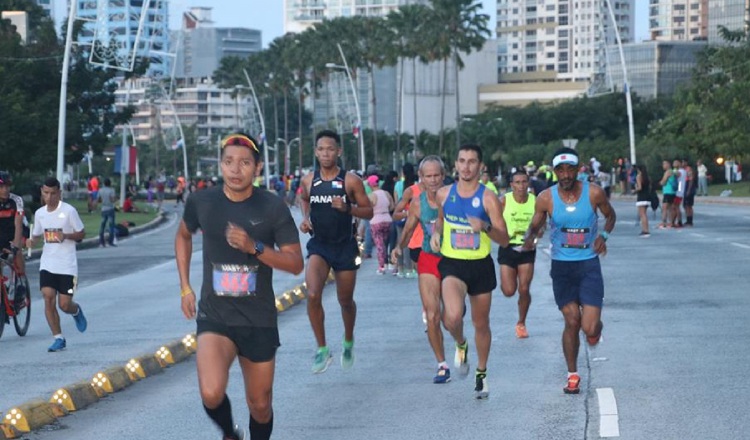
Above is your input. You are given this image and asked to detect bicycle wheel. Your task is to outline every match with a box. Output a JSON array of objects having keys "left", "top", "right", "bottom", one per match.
[{"left": 12, "top": 274, "right": 31, "bottom": 336}]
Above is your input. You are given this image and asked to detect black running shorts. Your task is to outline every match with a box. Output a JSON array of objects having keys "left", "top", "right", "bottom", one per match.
[
  {"left": 197, "top": 319, "right": 280, "bottom": 363},
  {"left": 39, "top": 270, "right": 76, "bottom": 295}
]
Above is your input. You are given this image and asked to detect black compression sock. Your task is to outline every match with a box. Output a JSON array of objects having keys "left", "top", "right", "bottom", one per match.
[
  {"left": 687, "top": 216, "right": 693, "bottom": 224},
  {"left": 250, "top": 414, "right": 273, "bottom": 440},
  {"left": 203, "top": 394, "right": 235, "bottom": 438}
]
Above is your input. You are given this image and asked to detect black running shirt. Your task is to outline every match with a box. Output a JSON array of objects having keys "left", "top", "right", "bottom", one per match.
[
  {"left": 308, "top": 168, "right": 355, "bottom": 243},
  {"left": 182, "top": 186, "right": 300, "bottom": 327},
  {"left": 0, "top": 194, "right": 23, "bottom": 247}
]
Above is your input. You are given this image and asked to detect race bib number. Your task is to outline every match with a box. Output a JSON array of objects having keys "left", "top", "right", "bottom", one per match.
[
  {"left": 450, "top": 228, "right": 480, "bottom": 250},
  {"left": 561, "top": 227, "right": 590, "bottom": 249},
  {"left": 212, "top": 264, "right": 257, "bottom": 297},
  {"left": 44, "top": 228, "right": 63, "bottom": 243}
]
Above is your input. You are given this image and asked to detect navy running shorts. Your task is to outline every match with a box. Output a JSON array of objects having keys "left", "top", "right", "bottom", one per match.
[
  {"left": 550, "top": 257, "right": 604, "bottom": 309},
  {"left": 307, "top": 236, "right": 360, "bottom": 272},
  {"left": 438, "top": 255, "right": 497, "bottom": 296},
  {"left": 197, "top": 319, "right": 279, "bottom": 363}
]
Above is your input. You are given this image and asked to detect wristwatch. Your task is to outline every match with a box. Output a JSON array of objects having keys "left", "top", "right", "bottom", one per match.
[
  {"left": 483, "top": 223, "right": 493, "bottom": 233},
  {"left": 253, "top": 241, "right": 265, "bottom": 256}
]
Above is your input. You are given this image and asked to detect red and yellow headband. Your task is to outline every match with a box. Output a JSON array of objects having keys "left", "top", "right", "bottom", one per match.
[{"left": 221, "top": 134, "right": 259, "bottom": 153}]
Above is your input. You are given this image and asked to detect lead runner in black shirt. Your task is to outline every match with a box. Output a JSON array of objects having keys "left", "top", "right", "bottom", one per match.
[
  {"left": 299, "top": 130, "right": 373, "bottom": 374},
  {"left": 175, "top": 133, "right": 303, "bottom": 440}
]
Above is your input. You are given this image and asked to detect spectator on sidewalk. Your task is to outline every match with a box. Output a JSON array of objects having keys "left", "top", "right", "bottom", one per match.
[
  {"left": 97, "top": 178, "right": 117, "bottom": 247},
  {"left": 697, "top": 159, "right": 708, "bottom": 196},
  {"left": 367, "top": 175, "right": 394, "bottom": 274}
]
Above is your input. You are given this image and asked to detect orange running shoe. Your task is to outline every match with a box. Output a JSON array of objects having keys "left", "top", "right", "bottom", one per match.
[
  {"left": 515, "top": 323, "right": 529, "bottom": 339},
  {"left": 564, "top": 373, "right": 581, "bottom": 394}
]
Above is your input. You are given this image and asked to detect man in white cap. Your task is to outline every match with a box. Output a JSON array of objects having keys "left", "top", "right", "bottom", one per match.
[{"left": 522, "top": 147, "right": 616, "bottom": 395}]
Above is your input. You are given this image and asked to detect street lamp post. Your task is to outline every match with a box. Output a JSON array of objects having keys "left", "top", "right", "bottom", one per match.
[
  {"left": 241, "top": 70, "right": 271, "bottom": 190},
  {"left": 604, "top": 0, "right": 636, "bottom": 165},
  {"left": 326, "top": 43, "right": 365, "bottom": 172},
  {"left": 277, "top": 137, "right": 301, "bottom": 176}
]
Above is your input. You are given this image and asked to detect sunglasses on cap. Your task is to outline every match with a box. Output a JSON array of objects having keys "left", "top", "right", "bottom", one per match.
[{"left": 221, "top": 134, "right": 259, "bottom": 153}]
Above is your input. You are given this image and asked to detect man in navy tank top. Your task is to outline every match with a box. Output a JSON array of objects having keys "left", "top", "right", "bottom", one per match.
[
  {"left": 522, "top": 147, "right": 616, "bottom": 395},
  {"left": 299, "top": 130, "right": 373, "bottom": 374}
]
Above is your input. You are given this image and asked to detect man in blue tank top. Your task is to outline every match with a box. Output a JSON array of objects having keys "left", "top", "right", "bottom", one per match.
[
  {"left": 522, "top": 147, "right": 616, "bottom": 395},
  {"left": 299, "top": 130, "right": 373, "bottom": 374},
  {"left": 430, "top": 144, "right": 510, "bottom": 400}
]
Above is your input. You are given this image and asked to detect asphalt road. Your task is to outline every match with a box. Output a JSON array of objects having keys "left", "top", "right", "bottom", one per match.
[{"left": 2, "top": 198, "right": 750, "bottom": 440}]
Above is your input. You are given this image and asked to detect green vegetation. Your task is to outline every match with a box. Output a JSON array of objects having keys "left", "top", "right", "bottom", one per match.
[
  {"left": 2, "top": 0, "right": 748, "bottom": 188},
  {"left": 28, "top": 199, "right": 160, "bottom": 249}
]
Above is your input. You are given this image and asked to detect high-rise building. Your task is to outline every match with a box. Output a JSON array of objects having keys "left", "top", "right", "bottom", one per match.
[
  {"left": 33, "top": 0, "right": 54, "bottom": 19},
  {"left": 497, "top": 0, "right": 635, "bottom": 84},
  {"left": 172, "top": 7, "right": 262, "bottom": 79},
  {"left": 76, "top": 0, "right": 170, "bottom": 77},
  {"left": 707, "top": 0, "right": 749, "bottom": 44},
  {"left": 283, "top": 0, "right": 427, "bottom": 34},
  {"left": 649, "top": 0, "right": 708, "bottom": 41}
]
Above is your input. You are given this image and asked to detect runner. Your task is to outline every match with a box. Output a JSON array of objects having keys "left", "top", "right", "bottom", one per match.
[
  {"left": 522, "top": 147, "right": 616, "bottom": 394},
  {"left": 430, "top": 144, "right": 510, "bottom": 399},
  {"left": 299, "top": 129, "right": 373, "bottom": 374},
  {"left": 175, "top": 132, "right": 303, "bottom": 440},
  {"left": 27, "top": 177, "right": 88, "bottom": 352},
  {"left": 390, "top": 155, "right": 450, "bottom": 383},
  {"left": 498, "top": 170, "right": 538, "bottom": 338}
]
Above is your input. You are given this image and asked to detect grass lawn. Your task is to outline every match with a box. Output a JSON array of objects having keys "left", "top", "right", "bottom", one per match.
[
  {"left": 29, "top": 198, "right": 161, "bottom": 248},
  {"left": 706, "top": 181, "right": 750, "bottom": 197}
]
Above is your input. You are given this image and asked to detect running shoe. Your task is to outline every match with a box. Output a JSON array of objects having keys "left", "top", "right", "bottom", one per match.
[
  {"left": 474, "top": 370, "right": 489, "bottom": 399},
  {"left": 226, "top": 425, "right": 246, "bottom": 440},
  {"left": 341, "top": 342, "right": 354, "bottom": 370},
  {"left": 454, "top": 341, "right": 470, "bottom": 377},
  {"left": 639, "top": 231, "right": 651, "bottom": 238},
  {"left": 311, "top": 348, "right": 333, "bottom": 374},
  {"left": 433, "top": 365, "right": 451, "bottom": 384},
  {"left": 564, "top": 373, "right": 581, "bottom": 394},
  {"left": 376, "top": 267, "right": 385, "bottom": 275},
  {"left": 73, "top": 306, "right": 88, "bottom": 333},
  {"left": 515, "top": 323, "right": 529, "bottom": 339},
  {"left": 48, "top": 337, "right": 66, "bottom": 352}
]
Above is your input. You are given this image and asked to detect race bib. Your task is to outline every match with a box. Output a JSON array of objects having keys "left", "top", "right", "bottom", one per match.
[
  {"left": 560, "top": 227, "right": 590, "bottom": 249},
  {"left": 212, "top": 264, "right": 258, "bottom": 297},
  {"left": 450, "top": 228, "right": 480, "bottom": 250},
  {"left": 44, "top": 228, "right": 63, "bottom": 243}
]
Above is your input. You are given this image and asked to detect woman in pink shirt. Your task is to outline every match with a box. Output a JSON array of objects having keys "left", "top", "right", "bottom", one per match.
[{"left": 367, "top": 175, "right": 394, "bottom": 274}]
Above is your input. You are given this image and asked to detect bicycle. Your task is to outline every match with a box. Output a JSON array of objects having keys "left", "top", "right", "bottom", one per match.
[{"left": 0, "top": 246, "right": 31, "bottom": 338}]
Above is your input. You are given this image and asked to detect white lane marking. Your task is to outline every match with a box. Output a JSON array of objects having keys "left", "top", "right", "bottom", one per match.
[
  {"left": 597, "top": 387, "right": 620, "bottom": 437},
  {"left": 690, "top": 233, "right": 706, "bottom": 238},
  {"left": 731, "top": 242, "right": 750, "bottom": 250}
]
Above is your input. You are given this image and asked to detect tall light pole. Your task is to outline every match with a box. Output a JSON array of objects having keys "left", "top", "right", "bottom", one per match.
[
  {"left": 277, "top": 137, "right": 301, "bottom": 176},
  {"left": 241, "top": 70, "right": 271, "bottom": 189},
  {"left": 56, "top": 0, "right": 78, "bottom": 184},
  {"left": 326, "top": 43, "right": 365, "bottom": 172},
  {"left": 605, "top": 0, "right": 636, "bottom": 165}
]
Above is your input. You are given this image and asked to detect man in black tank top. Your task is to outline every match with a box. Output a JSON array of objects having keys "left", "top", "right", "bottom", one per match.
[{"left": 300, "top": 130, "right": 373, "bottom": 374}]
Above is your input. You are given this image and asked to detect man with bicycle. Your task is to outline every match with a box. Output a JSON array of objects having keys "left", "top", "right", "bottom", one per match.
[
  {"left": 27, "top": 177, "right": 88, "bottom": 352},
  {"left": 0, "top": 171, "right": 26, "bottom": 305}
]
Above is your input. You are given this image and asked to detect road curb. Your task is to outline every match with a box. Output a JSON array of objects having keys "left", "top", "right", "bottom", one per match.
[{"left": 0, "top": 273, "right": 331, "bottom": 438}]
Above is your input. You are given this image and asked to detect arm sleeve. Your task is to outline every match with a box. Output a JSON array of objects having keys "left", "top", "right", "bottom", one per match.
[
  {"left": 70, "top": 207, "right": 85, "bottom": 232},
  {"left": 32, "top": 212, "right": 42, "bottom": 236}
]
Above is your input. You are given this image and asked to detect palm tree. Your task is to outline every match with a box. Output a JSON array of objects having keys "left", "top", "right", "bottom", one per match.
[
  {"left": 388, "top": 4, "right": 431, "bottom": 164},
  {"left": 427, "top": 0, "right": 490, "bottom": 153}
]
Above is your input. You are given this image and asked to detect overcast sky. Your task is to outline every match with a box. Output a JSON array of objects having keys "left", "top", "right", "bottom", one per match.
[{"left": 55, "top": 0, "right": 650, "bottom": 47}]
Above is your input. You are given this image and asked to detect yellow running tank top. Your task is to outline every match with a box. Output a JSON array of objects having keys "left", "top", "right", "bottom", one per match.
[{"left": 503, "top": 192, "right": 535, "bottom": 245}]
